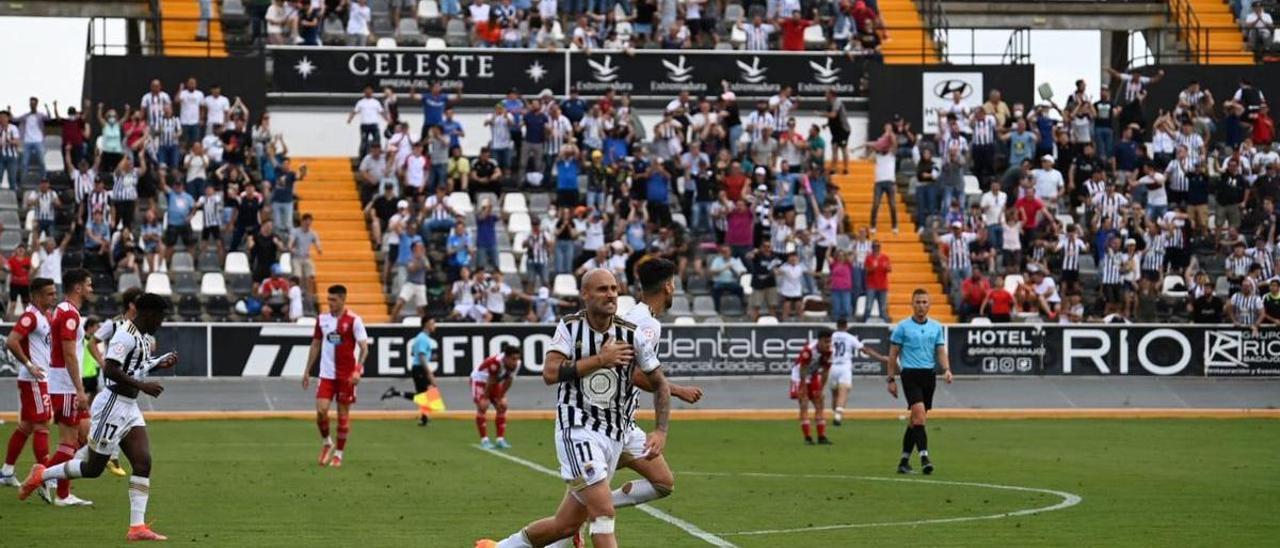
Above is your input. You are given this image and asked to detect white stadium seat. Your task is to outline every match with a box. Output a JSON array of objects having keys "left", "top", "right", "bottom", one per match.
[
  {"left": 224, "top": 252, "right": 251, "bottom": 275},
  {"left": 552, "top": 274, "right": 578, "bottom": 298},
  {"left": 200, "top": 273, "right": 229, "bottom": 297},
  {"left": 145, "top": 272, "right": 173, "bottom": 296}
]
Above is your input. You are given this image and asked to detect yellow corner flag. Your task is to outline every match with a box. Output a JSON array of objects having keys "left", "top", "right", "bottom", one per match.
[{"left": 413, "top": 386, "right": 447, "bottom": 415}]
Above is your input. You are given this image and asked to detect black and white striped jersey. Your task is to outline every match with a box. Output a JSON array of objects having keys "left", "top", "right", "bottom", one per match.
[
  {"left": 102, "top": 319, "right": 163, "bottom": 393},
  {"left": 548, "top": 312, "right": 656, "bottom": 442}
]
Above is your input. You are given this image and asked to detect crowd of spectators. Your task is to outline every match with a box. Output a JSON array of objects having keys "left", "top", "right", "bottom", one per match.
[
  {"left": 0, "top": 78, "right": 318, "bottom": 322},
  {"left": 253, "top": 0, "right": 889, "bottom": 55},
  {"left": 897, "top": 66, "right": 1277, "bottom": 327},
  {"left": 355, "top": 75, "right": 873, "bottom": 323}
]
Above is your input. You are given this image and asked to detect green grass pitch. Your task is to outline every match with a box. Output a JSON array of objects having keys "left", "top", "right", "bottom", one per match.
[{"left": 1, "top": 418, "right": 1276, "bottom": 547}]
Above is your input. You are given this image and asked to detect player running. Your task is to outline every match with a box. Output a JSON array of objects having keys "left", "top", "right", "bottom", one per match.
[
  {"left": 44, "top": 269, "right": 94, "bottom": 506},
  {"left": 472, "top": 345, "right": 521, "bottom": 449},
  {"left": 1, "top": 277, "right": 56, "bottom": 488},
  {"left": 302, "top": 285, "right": 370, "bottom": 468},
  {"left": 829, "top": 318, "right": 889, "bottom": 425},
  {"left": 85, "top": 287, "right": 145, "bottom": 477},
  {"left": 19, "top": 293, "right": 177, "bottom": 541},
  {"left": 792, "top": 329, "right": 834, "bottom": 445},
  {"left": 887, "top": 289, "right": 953, "bottom": 475},
  {"left": 543, "top": 257, "right": 704, "bottom": 548},
  {"left": 381, "top": 316, "right": 438, "bottom": 426},
  {"left": 480, "top": 268, "right": 672, "bottom": 548}
]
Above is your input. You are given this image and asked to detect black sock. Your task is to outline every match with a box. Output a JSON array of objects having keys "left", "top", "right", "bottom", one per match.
[
  {"left": 913, "top": 425, "right": 928, "bottom": 454},
  {"left": 402, "top": 392, "right": 414, "bottom": 401},
  {"left": 901, "top": 425, "right": 914, "bottom": 458}
]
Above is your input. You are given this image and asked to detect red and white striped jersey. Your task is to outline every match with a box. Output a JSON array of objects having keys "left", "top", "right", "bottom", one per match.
[
  {"left": 12, "top": 305, "right": 52, "bottom": 382},
  {"left": 313, "top": 309, "right": 369, "bottom": 380},
  {"left": 48, "top": 301, "right": 84, "bottom": 394},
  {"left": 794, "top": 340, "right": 832, "bottom": 379}
]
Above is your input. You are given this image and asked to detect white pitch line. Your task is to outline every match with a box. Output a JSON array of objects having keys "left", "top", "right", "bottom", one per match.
[
  {"left": 679, "top": 471, "right": 1083, "bottom": 536},
  {"left": 474, "top": 446, "right": 737, "bottom": 548}
]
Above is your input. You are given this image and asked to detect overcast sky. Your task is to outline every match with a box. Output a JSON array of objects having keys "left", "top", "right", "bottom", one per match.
[{"left": 0, "top": 17, "right": 1103, "bottom": 115}]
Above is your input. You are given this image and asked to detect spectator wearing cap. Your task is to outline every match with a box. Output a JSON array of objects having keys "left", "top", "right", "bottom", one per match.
[
  {"left": 862, "top": 240, "right": 891, "bottom": 322},
  {"left": 1031, "top": 154, "right": 1064, "bottom": 208},
  {"left": 259, "top": 264, "right": 292, "bottom": 320}
]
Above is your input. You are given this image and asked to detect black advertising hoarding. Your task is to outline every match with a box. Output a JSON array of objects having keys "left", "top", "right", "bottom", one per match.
[
  {"left": 267, "top": 46, "right": 864, "bottom": 99},
  {"left": 0, "top": 324, "right": 208, "bottom": 378},
  {"left": 948, "top": 325, "right": 1044, "bottom": 375},
  {"left": 568, "top": 50, "right": 865, "bottom": 98},
  {"left": 1043, "top": 325, "right": 1203, "bottom": 376},
  {"left": 866, "top": 64, "right": 1035, "bottom": 135},
  {"left": 269, "top": 47, "right": 566, "bottom": 97},
  {"left": 1200, "top": 328, "right": 1280, "bottom": 377},
  {"left": 85, "top": 56, "right": 266, "bottom": 124}
]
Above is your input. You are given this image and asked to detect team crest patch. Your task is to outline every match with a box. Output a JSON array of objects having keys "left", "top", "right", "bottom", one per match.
[
  {"left": 111, "top": 343, "right": 126, "bottom": 355},
  {"left": 19, "top": 316, "right": 31, "bottom": 327},
  {"left": 66, "top": 318, "right": 78, "bottom": 330}
]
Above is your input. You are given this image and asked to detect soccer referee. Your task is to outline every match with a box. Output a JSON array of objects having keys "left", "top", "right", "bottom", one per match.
[{"left": 886, "top": 289, "right": 952, "bottom": 474}]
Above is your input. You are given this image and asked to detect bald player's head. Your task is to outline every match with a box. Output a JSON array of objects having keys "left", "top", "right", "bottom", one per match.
[{"left": 581, "top": 268, "right": 620, "bottom": 317}]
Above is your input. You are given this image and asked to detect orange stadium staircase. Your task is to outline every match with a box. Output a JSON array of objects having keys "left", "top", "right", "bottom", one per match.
[
  {"left": 1173, "top": 0, "right": 1254, "bottom": 64},
  {"left": 833, "top": 160, "right": 956, "bottom": 322},
  {"left": 294, "top": 157, "right": 389, "bottom": 322},
  {"left": 880, "top": 0, "right": 942, "bottom": 64},
  {"left": 158, "top": 0, "right": 228, "bottom": 57}
]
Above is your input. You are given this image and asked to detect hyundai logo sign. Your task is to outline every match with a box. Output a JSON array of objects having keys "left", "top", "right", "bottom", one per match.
[{"left": 933, "top": 79, "right": 973, "bottom": 100}]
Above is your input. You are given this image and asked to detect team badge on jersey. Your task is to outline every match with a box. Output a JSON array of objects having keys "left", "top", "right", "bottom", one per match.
[{"left": 584, "top": 369, "right": 619, "bottom": 407}]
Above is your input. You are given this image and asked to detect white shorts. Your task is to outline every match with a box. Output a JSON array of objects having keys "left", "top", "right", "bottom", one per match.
[
  {"left": 453, "top": 303, "right": 487, "bottom": 322},
  {"left": 830, "top": 364, "right": 853, "bottom": 388},
  {"left": 555, "top": 426, "right": 623, "bottom": 491},
  {"left": 620, "top": 425, "right": 647, "bottom": 462},
  {"left": 87, "top": 391, "right": 146, "bottom": 455},
  {"left": 398, "top": 282, "right": 427, "bottom": 307}
]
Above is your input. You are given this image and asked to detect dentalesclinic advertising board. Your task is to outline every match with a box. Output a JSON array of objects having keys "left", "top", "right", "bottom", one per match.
[{"left": 2, "top": 324, "right": 1275, "bottom": 378}]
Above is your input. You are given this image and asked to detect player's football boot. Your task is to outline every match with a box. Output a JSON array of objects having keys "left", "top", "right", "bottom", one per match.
[
  {"left": 804, "top": 437, "right": 815, "bottom": 445},
  {"left": 480, "top": 438, "right": 495, "bottom": 449},
  {"left": 833, "top": 412, "right": 843, "bottom": 426},
  {"left": 380, "top": 387, "right": 399, "bottom": 401},
  {"left": 107, "top": 458, "right": 128, "bottom": 477},
  {"left": 495, "top": 438, "right": 511, "bottom": 450},
  {"left": 921, "top": 456, "right": 934, "bottom": 475},
  {"left": 126, "top": 524, "right": 168, "bottom": 541},
  {"left": 329, "top": 454, "right": 344, "bottom": 468},
  {"left": 897, "top": 460, "right": 913, "bottom": 474},
  {"left": 37, "top": 480, "right": 54, "bottom": 504},
  {"left": 55, "top": 494, "right": 94, "bottom": 507},
  {"left": 0, "top": 472, "right": 19, "bottom": 487},
  {"left": 573, "top": 528, "right": 585, "bottom": 548},
  {"left": 16, "top": 464, "right": 45, "bottom": 500},
  {"left": 318, "top": 443, "right": 334, "bottom": 466},
  {"left": 473, "top": 540, "right": 498, "bottom": 548},
  {"left": 818, "top": 436, "right": 833, "bottom": 445},
  {"left": 418, "top": 414, "right": 430, "bottom": 426}
]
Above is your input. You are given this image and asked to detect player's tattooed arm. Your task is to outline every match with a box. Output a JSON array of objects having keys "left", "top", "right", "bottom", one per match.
[{"left": 644, "top": 367, "right": 671, "bottom": 460}]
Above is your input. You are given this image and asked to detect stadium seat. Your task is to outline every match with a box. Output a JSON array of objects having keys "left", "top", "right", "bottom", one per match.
[
  {"left": 198, "top": 250, "right": 222, "bottom": 273},
  {"left": 507, "top": 212, "right": 532, "bottom": 235},
  {"left": 803, "top": 24, "right": 825, "bottom": 48},
  {"left": 1004, "top": 274, "right": 1024, "bottom": 293},
  {"left": 686, "top": 276, "right": 710, "bottom": 295},
  {"left": 177, "top": 295, "right": 203, "bottom": 320},
  {"left": 1214, "top": 276, "right": 1230, "bottom": 297},
  {"left": 445, "top": 19, "right": 468, "bottom": 46},
  {"left": 801, "top": 296, "right": 828, "bottom": 318},
  {"left": 692, "top": 296, "right": 717, "bottom": 317},
  {"left": 118, "top": 272, "right": 142, "bottom": 293},
  {"left": 502, "top": 193, "right": 529, "bottom": 214},
  {"left": 172, "top": 271, "right": 200, "bottom": 294},
  {"left": 205, "top": 296, "right": 231, "bottom": 320},
  {"left": 447, "top": 192, "right": 474, "bottom": 216},
  {"left": 402, "top": 316, "right": 422, "bottom": 326},
  {"left": 511, "top": 232, "right": 529, "bottom": 259},
  {"left": 757, "top": 315, "right": 779, "bottom": 325},
  {"left": 671, "top": 212, "right": 687, "bottom": 228},
  {"left": 418, "top": 0, "right": 440, "bottom": 20},
  {"left": 224, "top": 252, "right": 251, "bottom": 275},
  {"left": 397, "top": 19, "right": 423, "bottom": 44},
  {"left": 552, "top": 274, "right": 578, "bottom": 297},
  {"left": 223, "top": 0, "right": 246, "bottom": 16},
  {"left": 295, "top": 316, "right": 316, "bottom": 325},
  {"left": 145, "top": 272, "right": 173, "bottom": 296},
  {"left": 720, "top": 296, "right": 746, "bottom": 317},
  {"left": 529, "top": 193, "right": 551, "bottom": 213},
  {"left": 740, "top": 274, "right": 753, "bottom": 296},
  {"left": 376, "top": 37, "right": 398, "bottom": 48},
  {"left": 970, "top": 317, "right": 993, "bottom": 325},
  {"left": 200, "top": 272, "right": 229, "bottom": 297},
  {"left": 723, "top": 4, "right": 745, "bottom": 31},
  {"left": 425, "top": 37, "right": 447, "bottom": 50},
  {"left": 279, "top": 253, "right": 293, "bottom": 275},
  {"left": 668, "top": 295, "right": 691, "bottom": 316},
  {"left": 190, "top": 213, "right": 204, "bottom": 232},
  {"left": 963, "top": 175, "right": 981, "bottom": 201},
  {"left": 730, "top": 25, "right": 746, "bottom": 46},
  {"left": 1161, "top": 275, "right": 1188, "bottom": 299},
  {"left": 171, "top": 252, "right": 195, "bottom": 272},
  {"left": 616, "top": 21, "right": 633, "bottom": 41},
  {"left": 616, "top": 295, "right": 636, "bottom": 316},
  {"left": 499, "top": 252, "right": 519, "bottom": 276},
  {"left": 854, "top": 295, "right": 866, "bottom": 318},
  {"left": 673, "top": 316, "right": 696, "bottom": 325}
]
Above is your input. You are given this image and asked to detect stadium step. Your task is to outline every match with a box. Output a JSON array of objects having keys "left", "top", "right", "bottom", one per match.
[
  {"left": 878, "top": 0, "right": 942, "bottom": 65},
  {"left": 832, "top": 160, "right": 956, "bottom": 323},
  {"left": 295, "top": 156, "right": 389, "bottom": 322},
  {"left": 1178, "top": 0, "right": 1254, "bottom": 64},
  {"left": 158, "top": 0, "right": 227, "bottom": 58}
]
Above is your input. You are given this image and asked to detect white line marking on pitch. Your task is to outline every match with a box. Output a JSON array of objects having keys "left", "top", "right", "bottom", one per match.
[
  {"left": 474, "top": 446, "right": 737, "bottom": 547},
  {"left": 680, "top": 471, "right": 1083, "bottom": 537}
]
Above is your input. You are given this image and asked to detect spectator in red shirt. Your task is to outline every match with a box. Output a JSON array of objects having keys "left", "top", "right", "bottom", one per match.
[
  {"left": 851, "top": 0, "right": 878, "bottom": 36},
  {"left": 259, "top": 265, "right": 292, "bottom": 321},
  {"left": 982, "top": 275, "right": 1015, "bottom": 323},
  {"left": 779, "top": 9, "right": 815, "bottom": 52},
  {"left": 959, "top": 269, "right": 991, "bottom": 321},
  {"left": 1014, "top": 189, "right": 1054, "bottom": 239},
  {"left": 59, "top": 101, "right": 90, "bottom": 167},
  {"left": 862, "top": 241, "right": 892, "bottom": 322},
  {"left": 723, "top": 163, "right": 748, "bottom": 200},
  {"left": 1251, "top": 104, "right": 1274, "bottom": 145},
  {"left": 4, "top": 242, "right": 32, "bottom": 319}
]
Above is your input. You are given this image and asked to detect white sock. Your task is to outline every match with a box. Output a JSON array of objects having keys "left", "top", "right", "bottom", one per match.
[
  {"left": 42, "top": 460, "right": 83, "bottom": 481},
  {"left": 75, "top": 445, "right": 91, "bottom": 460},
  {"left": 324, "top": 437, "right": 333, "bottom": 446},
  {"left": 612, "top": 480, "right": 662, "bottom": 508},
  {"left": 333, "top": 450, "right": 343, "bottom": 459},
  {"left": 128, "top": 476, "right": 150, "bottom": 527},
  {"left": 1, "top": 463, "right": 13, "bottom": 475},
  {"left": 920, "top": 450, "right": 930, "bottom": 458},
  {"left": 495, "top": 528, "right": 533, "bottom": 548}
]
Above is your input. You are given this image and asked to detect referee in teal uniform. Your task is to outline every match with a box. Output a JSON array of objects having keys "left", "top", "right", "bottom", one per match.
[{"left": 887, "top": 289, "right": 953, "bottom": 474}]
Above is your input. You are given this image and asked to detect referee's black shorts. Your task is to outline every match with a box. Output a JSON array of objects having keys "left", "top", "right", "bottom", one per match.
[
  {"left": 410, "top": 366, "right": 432, "bottom": 394},
  {"left": 901, "top": 368, "right": 937, "bottom": 411}
]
